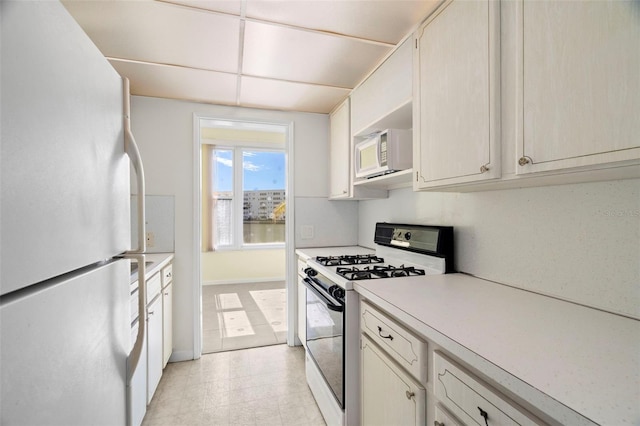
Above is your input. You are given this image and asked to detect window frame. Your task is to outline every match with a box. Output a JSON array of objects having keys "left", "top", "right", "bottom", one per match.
[{"left": 208, "top": 141, "right": 286, "bottom": 251}]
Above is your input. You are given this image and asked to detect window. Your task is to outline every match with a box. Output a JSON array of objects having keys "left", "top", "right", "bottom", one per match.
[{"left": 209, "top": 146, "right": 286, "bottom": 250}]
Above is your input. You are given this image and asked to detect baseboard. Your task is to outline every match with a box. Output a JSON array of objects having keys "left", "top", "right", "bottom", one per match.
[
  {"left": 168, "top": 350, "right": 194, "bottom": 363},
  {"left": 202, "top": 277, "right": 285, "bottom": 286}
]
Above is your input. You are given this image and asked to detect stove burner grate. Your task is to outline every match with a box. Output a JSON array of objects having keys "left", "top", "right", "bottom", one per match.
[
  {"left": 316, "top": 254, "right": 384, "bottom": 266},
  {"left": 335, "top": 264, "right": 426, "bottom": 281}
]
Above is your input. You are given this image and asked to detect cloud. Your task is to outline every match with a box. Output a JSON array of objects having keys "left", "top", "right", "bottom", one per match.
[
  {"left": 243, "top": 161, "right": 262, "bottom": 172},
  {"left": 216, "top": 157, "right": 233, "bottom": 167}
]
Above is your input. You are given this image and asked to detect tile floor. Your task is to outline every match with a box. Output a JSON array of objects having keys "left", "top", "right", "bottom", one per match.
[
  {"left": 203, "top": 282, "right": 287, "bottom": 354},
  {"left": 142, "top": 344, "right": 326, "bottom": 426}
]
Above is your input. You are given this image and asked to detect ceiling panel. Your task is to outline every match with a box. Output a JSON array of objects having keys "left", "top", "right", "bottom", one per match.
[
  {"left": 110, "top": 60, "right": 238, "bottom": 106},
  {"left": 240, "top": 76, "right": 350, "bottom": 114},
  {"left": 245, "top": 0, "right": 440, "bottom": 44},
  {"left": 64, "top": 0, "right": 436, "bottom": 113},
  {"left": 63, "top": 1, "right": 240, "bottom": 73},
  {"left": 243, "top": 21, "right": 392, "bottom": 88}
]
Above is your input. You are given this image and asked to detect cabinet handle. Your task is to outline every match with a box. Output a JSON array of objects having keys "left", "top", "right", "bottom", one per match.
[
  {"left": 148, "top": 310, "right": 155, "bottom": 316},
  {"left": 164, "top": 292, "right": 169, "bottom": 296},
  {"left": 434, "top": 422, "right": 445, "bottom": 426},
  {"left": 377, "top": 326, "right": 394, "bottom": 340},
  {"left": 405, "top": 391, "right": 415, "bottom": 400},
  {"left": 518, "top": 156, "right": 531, "bottom": 166},
  {"left": 480, "top": 164, "right": 490, "bottom": 173},
  {"left": 478, "top": 406, "right": 489, "bottom": 426}
]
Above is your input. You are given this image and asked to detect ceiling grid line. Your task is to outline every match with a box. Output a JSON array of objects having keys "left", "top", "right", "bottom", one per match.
[{"left": 236, "top": 0, "right": 248, "bottom": 105}]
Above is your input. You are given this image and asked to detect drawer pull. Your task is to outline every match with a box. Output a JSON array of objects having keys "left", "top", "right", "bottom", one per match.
[
  {"left": 405, "top": 391, "right": 414, "bottom": 400},
  {"left": 434, "top": 422, "right": 445, "bottom": 426},
  {"left": 377, "top": 326, "right": 394, "bottom": 340},
  {"left": 478, "top": 406, "right": 489, "bottom": 426}
]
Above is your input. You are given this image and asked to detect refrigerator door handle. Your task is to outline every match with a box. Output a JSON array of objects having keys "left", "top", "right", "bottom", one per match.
[
  {"left": 123, "top": 77, "right": 146, "bottom": 254},
  {"left": 122, "top": 78, "right": 147, "bottom": 391},
  {"left": 124, "top": 254, "right": 147, "bottom": 385}
]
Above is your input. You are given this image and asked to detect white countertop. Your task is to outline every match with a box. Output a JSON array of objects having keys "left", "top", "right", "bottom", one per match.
[
  {"left": 129, "top": 253, "right": 174, "bottom": 285},
  {"left": 354, "top": 273, "right": 640, "bottom": 425}
]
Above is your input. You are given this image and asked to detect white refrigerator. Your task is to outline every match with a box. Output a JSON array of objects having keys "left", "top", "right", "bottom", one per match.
[{"left": 1, "top": 1, "right": 147, "bottom": 425}]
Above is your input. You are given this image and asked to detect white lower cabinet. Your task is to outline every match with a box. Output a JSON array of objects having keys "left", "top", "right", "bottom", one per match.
[
  {"left": 361, "top": 335, "right": 426, "bottom": 425},
  {"left": 360, "top": 301, "right": 427, "bottom": 425},
  {"left": 129, "top": 258, "right": 174, "bottom": 425},
  {"left": 162, "top": 282, "right": 173, "bottom": 368},
  {"left": 161, "top": 263, "right": 173, "bottom": 368},
  {"left": 146, "top": 294, "right": 163, "bottom": 404}
]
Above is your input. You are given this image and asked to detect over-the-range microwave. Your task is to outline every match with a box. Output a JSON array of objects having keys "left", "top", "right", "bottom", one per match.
[{"left": 355, "top": 129, "right": 412, "bottom": 179}]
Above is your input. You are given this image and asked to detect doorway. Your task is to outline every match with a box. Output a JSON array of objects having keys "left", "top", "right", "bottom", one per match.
[{"left": 196, "top": 118, "right": 292, "bottom": 354}]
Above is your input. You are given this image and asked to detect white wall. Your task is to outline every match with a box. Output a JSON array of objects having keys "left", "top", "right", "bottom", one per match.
[
  {"left": 358, "top": 179, "right": 640, "bottom": 319},
  {"left": 201, "top": 249, "right": 285, "bottom": 284},
  {"left": 130, "top": 95, "right": 358, "bottom": 360}
]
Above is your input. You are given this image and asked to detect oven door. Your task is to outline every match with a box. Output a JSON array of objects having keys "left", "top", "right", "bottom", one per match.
[{"left": 303, "top": 277, "right": 344, "bottom": 408}]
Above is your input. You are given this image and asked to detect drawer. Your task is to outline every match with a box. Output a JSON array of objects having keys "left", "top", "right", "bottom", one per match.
[
  {"left": 435, "top": 403, "right": 461, "bottom": 426},
  {"left": 146, "top": 273, "right": 162, "bottom": 305},
  {"left": 360, "top": 301, "right": 428, "bottom": 383},
  {"left": 162, "top": 263, "right": 173, "bottom": 287},
  {"left": 434, "top": 352, "right": 542, "bottom": 426},
  {"left": 297, "top": 257, "right": 307, "bottom": 277}
]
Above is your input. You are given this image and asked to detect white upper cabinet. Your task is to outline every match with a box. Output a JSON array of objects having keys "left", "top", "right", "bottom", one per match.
[
  {"left": 329, "top": 98, "right": 351, "bottom": 199},
  {"left": 351, "top": 38, "right": 413, "bottom": 137},
  {"left": 413, "top": 0, "right": 501, "bottom": 189},
  {"left": 515, "top": 0, "right": 640, "bottom": 174},
  {"left": 328, "top": 98, "right": 388, "bottom": 200}
]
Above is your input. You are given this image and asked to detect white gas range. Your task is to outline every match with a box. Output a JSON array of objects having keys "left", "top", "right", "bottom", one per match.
[{"left": 301, "top": 223, "right": 454, "bottom": 426}]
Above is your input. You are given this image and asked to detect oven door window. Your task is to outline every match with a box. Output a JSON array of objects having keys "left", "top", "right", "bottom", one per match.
[{"left": 305, "top": 285, "right": 344, "bottom": 408}]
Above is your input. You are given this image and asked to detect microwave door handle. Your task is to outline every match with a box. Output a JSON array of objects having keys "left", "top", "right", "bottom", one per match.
[{"left": 302, "top": 278, "right": 343, "bottom": 313}]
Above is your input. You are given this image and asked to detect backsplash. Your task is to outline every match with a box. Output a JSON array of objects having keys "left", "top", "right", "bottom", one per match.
[
  {"left": 131, "top": 195, "right": 175, "bottom": 253},
  {"left": 358, "top": 179, "right": 640, "bottom": 319},
  {"left": 295, "top": 196, "right": 358, "bottom": 248}
]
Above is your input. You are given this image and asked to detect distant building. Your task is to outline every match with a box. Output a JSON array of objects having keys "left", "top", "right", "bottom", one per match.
[{"left": 243, "top": 190, "right": 286, "bottom": 221}]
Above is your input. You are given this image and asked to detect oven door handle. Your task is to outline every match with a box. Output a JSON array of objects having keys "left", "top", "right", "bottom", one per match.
[{"left": 303, "top": 277, "right": 344, "bottom": 313}]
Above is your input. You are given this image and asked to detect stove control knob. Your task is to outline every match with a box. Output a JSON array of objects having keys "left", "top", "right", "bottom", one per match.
[
  {"left": 404, "top": 232, "right": 411, "bottom": 240},
  {"left": 304, "top": 267, "right": 317, "bottom": 277}
]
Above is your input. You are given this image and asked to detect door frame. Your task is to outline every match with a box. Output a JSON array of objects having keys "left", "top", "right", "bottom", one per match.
[{"left": 192, "top": 114, "right": 295, "bottom": 357}]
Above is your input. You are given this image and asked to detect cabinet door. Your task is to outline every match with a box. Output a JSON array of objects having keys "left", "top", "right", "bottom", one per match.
[
  {"left": 162, "top": 282, "right": 173, "bottom": 368},
  {"left": 516, "top": 0, "right": 640, "bottom": 174},
  {"left": 414, "top": 0, "right": 501, "bottom": 188},
  {"left": 351, "top": 38, "right": 413, "bottom": 135},
  {"left": 146, "top": 295, "right": 163, "bottom": 404},
  {"left": 329, "top": 98, "right": 351, "bottom": 199},
  {"left": 361, "top": 335, "right": 426, "bottom": 426}
]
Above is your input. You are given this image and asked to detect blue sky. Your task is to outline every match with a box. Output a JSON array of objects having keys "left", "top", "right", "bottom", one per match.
[{"left": 214, "top": 149, "right": 285, "bottom": 192}]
